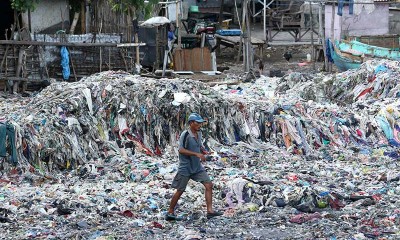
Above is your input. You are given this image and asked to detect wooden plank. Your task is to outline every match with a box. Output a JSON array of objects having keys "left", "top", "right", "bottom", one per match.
[
  {"left": 215, "top": 34, "right": 265, "bottom": 45},
  {"left": 0, "top": 77, "right": 46, "bottom": 82},
  {"left": 173, "top": 49, "right": 183, "bottom": 71},
  {"left": 173, "top": 48, "right": 213, "bottom": 71},
  {"left": 0, "top": 80, "right": 5, "bottom": 91},
  {"left": 0, "top": 40, "right": 126, "bottom": 47},
  {"left": 174, "top": 71, "right": 194, "bottom": 75},
  {"left": 117, "top": 43, "right": 146, "bottom": 47},
  {"left": 191, "top": 48, "right": 202, "bottom": 72},
  {"left": 183, "top": 49, "right": 192, "bottom": 71},
  {"left": 202, "top": 48, "right": 212, "bottom": 71}
]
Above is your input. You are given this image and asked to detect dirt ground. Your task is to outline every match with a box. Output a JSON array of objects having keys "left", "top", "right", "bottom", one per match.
[
  {"left": 180, "top": 44, "right": 326, "bottom": 83},
  {"left": 216, "top": 44, "right": 326, "bottom": 77}
]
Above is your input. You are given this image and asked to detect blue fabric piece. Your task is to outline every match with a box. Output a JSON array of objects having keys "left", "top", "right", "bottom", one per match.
[
  {"left": 374, "top": 65, "right": 388, "bottom": 74},
  {"left": 384, "top": 151, "right": 400, "bottom": 159},
  {"left": 335, "top": 117, "right": 347, "bottom": 124},
  {"left": 295, "top": 119, "right": 311, "bottom": 155},
  {"left": 168, "top": 31, "right": 175, "bottom": 41},
  {"left": 0, "top": 123, "right": 18, "bottom": 165},
  {"left": 326, "top": 39, "right": 334, "bottom": 63},
  {"left": 349, "top": 0, "right": 354, "bottom": 14},
  {"left": 233, "top": 123, "right": 241, "bottom": 142},
  {"left": 375, "top": 115, "right": 393, "bottom": 140},
  {"left": 337, "top": 0, "right": 354, "bottom": 16},
  {"left": 61, "top": 46, "right": 70, "bottom": 80},
  {"left": 388, "top": 138, "right": 400, "bottom": 147},
  {"left": 359, "top": 148, "right": 371, "bottom": 155},
  {"left": 337, "top": 0, "right": 344, "bottom": 16}
]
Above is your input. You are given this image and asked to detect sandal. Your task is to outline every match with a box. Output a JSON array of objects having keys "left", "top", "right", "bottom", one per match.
[
  {"left": 165, "top": 213, "right": 183, "bottom": 221},
  {"left": 206, "top": 212, "right": 223, "bottom": 219}
]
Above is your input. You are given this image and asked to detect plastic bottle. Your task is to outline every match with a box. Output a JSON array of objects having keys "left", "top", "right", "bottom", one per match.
[{"left": 307, "top": 53, "right": 312, "bottom": 62}]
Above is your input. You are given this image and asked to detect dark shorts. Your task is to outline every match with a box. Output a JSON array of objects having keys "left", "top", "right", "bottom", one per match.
[{"left": 171, "top": 171, "right": 211, "bottom": 191}]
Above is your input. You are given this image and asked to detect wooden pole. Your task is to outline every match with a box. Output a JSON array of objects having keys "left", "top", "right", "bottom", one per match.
[
  {"left": 242, "top": 0, "right": 247, "bottom": 68},
  {"left": 162, "top": 50, "right": 168, "bottom": 77},
  {"left": 247, "top": 0, "right": 253, "bottom": 69},
  {"left": 330, "top": 4, "right": 335, "bottom": 42},
  {"left": 135, "top": 33, "right": 140, "bottom": 67},
  {"left": 252, "top": 0, "right": 256, "bottom": 23},
  {"left": 69, "top": 47, "right": 78, "bottom": 81},
  {"left": 243, "top": 0, "right": 251, "bottom": 71},
  {"left": 85, "top": 0, "right": 90, "bottom": 34},
  {"left": 329, "top": 3, "right": 335, "bottom": 72},
  {"left": 1, "top": 25, "right": 15, "bottom": 72},
  {"left": 0, "top": 40, "right": 146, "bottom": 47},
  {"left": 237, "top": 1, "right": 246, "bottom": 64},
  {"left": 132, "top": 17, "right": 140, "bottom": 67},
  {"left": 263, "top": 0, "right": 267, "bottom": 42},
  {"left": 81, "top": 2, "right": 85, "bottom": 33},
  {"left": 218, "top": 0, "right": 225, "bottom": 27},
  {"left": 99, "top": 47, "right": 102, "bottom": 72},
  {"left": 156, "top": 27, "right": 159, "bottom": 71},
  {"left": 201, "top": 33, "right": 206, "bottom": 48},
  {"left": 119, "top": 49, "right": 129, "bottom": 72},
  {"left": 176, "top": 0, "right": 181, "bottom": 49},
  {"left": 70, "top": 12, "right": 80, "bottom": 34},
  {"left": 108, "top": 48, "right": 111, "bottom": 70},
  {"left": 28, "top": 10, "right": 32, "bottom": 33},
  {"left": 319, "top": 3, "right": 328, "bottom": 71},
  {"left": 14, "top": 48, "right": 24, "bottom": 93},
  {"left": 310, "top": 1, "right": 315, "bottom": 70}
]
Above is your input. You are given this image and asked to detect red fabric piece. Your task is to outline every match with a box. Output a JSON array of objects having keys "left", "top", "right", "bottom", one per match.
[
  {"left": 155, "top": 145, "right": 162, "bottom": 156},
  {"left": 356, "top": 129, "right": 362, "bottom": 137},
  {"left": 119, "top": 210, "right": 135, "bottom": 218},
  {"left": 152, "top": 221, "right": 164, "bottom": 229},
  {"left": 356, "top": 87, "right": 373, "bottom": 100}
]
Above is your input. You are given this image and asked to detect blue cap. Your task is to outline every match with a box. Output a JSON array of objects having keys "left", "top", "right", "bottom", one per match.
[{"left": 188, "top": 113, "right": 205, "bottom": 123}]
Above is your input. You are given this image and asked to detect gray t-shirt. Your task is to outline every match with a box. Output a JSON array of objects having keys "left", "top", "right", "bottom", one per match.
[{"left": 178, "top": 129, "right": 205, "bottom": 176}]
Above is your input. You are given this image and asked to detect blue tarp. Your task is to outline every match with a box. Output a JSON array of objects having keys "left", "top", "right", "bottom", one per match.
[
  {"left": 61, "top": 46, "right": 70, "bottom": 80},
  {"left": 216, "top": 29, "right": 241, "bottom": 36}
]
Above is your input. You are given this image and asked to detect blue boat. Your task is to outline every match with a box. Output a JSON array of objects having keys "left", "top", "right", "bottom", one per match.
[{"left": 328, "top": 38, "right": 400, "bottom": 71}]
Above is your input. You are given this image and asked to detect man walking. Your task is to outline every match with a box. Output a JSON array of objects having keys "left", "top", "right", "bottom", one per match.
[{"left": 166, "top": 113, "right": 223, "bottom": 220}]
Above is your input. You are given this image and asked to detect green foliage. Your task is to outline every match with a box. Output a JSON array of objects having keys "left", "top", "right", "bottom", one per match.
[
  {"left": 69, "top": 0, "right": 83, "bottom": 13},
  {"left": 108, "top": 0, "right": 159, "bottom": 19},
  {"left": 11, "top": 0, "right": 40, "bottom": 12}
]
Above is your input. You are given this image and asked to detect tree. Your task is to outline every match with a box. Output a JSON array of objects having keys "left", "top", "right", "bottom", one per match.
[
  {"left": 11, "top": 0, "right": 40, "bottom": 12},
  {"left": 108, "top": 0, "right": 159, "bottom": 19}
]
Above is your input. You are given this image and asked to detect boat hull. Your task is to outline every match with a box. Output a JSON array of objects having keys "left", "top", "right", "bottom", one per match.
[{"left": 328, "top": 38, "right": 400, "bottom": 71}]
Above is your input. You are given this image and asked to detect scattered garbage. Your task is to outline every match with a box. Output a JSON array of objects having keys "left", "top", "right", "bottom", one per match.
[{"left": 1, "top": 59, "right": 400, "bottom": 239}]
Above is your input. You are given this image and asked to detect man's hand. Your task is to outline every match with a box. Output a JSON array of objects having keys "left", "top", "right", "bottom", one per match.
[
  {"left": 201, "top": 148, "right": 210, "bottom": 155},
  {"left": 202, "top": 150, "right": 210, "bottom": 155},
  {"left": 197, "top": 153, "right": 206, "bottom": 162}
]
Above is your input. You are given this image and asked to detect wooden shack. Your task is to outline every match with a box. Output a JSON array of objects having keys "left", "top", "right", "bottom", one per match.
[{"left": 0, "top": 0, "right": 151, "bottom": 92}]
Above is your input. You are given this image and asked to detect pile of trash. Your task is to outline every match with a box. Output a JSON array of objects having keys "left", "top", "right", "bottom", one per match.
[
  {"left": 1, "top": 71, "right": 271, "bottom": 172},
  {"left": 277, "top": 59, "right": 400, "bottom": 104},
  {"left": 0, "top": 59, "right": 400, "bottom": 239}
]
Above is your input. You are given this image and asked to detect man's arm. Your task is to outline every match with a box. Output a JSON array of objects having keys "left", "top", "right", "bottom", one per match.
[
  {"left": 200, "top": 147, "right": 210, "bottom": 155},
  {"left": 179, "top": 148, "right": 206, "bottom": 161}
]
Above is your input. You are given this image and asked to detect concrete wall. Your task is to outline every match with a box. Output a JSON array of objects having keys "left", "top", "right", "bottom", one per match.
[
  {"left": 325, "top": 4, "right": 389, "bottom": 40},
  {"left": 22, "top": 0, "right": 69, "bottom": 33},
  {"left": 389, "top": 8, "right": 400, "bottom": 34}
]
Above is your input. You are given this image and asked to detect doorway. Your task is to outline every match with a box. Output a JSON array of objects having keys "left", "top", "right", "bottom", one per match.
[{"left": 0, "top": 1, "right": 14, "bottom": 40}]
